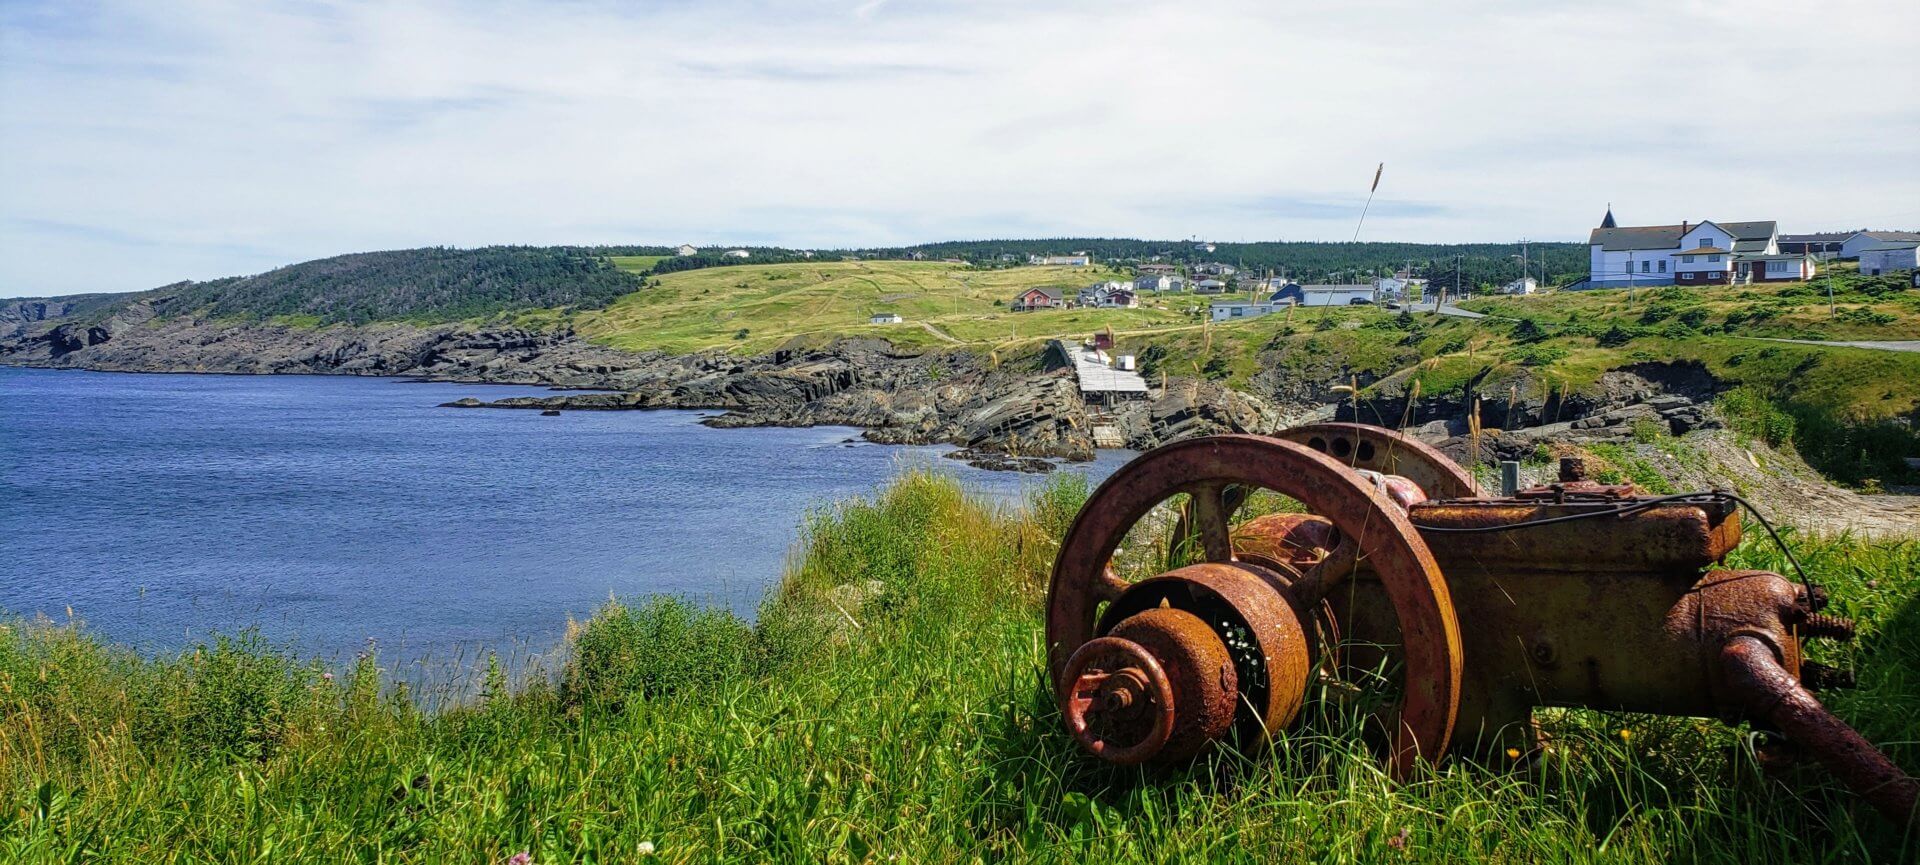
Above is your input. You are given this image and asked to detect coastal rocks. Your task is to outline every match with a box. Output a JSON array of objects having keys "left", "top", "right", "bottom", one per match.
[
  {"left": 1431, "top": 391, "right": 1721, "bottom": 463},
  {"left": 942, "top": 448, "right": 1056, "bottom": 473}
]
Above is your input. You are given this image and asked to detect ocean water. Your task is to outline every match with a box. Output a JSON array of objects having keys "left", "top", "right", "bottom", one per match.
[{"left": 0, "top": 367, "right": 1130, "bottom": 669}]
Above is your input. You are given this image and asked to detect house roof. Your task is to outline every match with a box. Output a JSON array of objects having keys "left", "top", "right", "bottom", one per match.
[
  {"left": 1780, "top": 232, "right": 1852, "bottom": 243},
  {"left": 1298, "top": 284, "right": 1375, "bottom": 292},
  {"left": 1735, "top": 252, "right": 1811, "bottom": 260},
  {"left": 1022, "top": 287, "right": 1064, "bottom": 299},
  {"left": 1718, "top": 221, "right": 1777, "bottom": 241},
  {"left": 1593, "top": 219, "right": 1776, "bottom": 251},
  {"left": 1731, "top": 239, "right": 1771, "bottom": 253},
  {"left": 1676, "top": 247, "right": 1729, "bottom": 255},
  {"left": 1859, "top": 241, "right": 1920, "bottom": 252},
  {"left": 1590, "top": 224, "right": 1686, "bottom": 251},
  {"left": 1863, "top": 231, "right": 1920, "bottom": 242}
]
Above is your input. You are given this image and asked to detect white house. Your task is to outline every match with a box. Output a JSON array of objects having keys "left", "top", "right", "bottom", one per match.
[
  {"left": 1210, "top": 299, "right": 1287, "bottom": 322},
  {"left": 869, "top": 312, "right": 904, "bottom": 324},
  {"left": 724, "top": 249, "right": 751, "bottom": 259},
  {"left": 675, "top": 244, "right": 698, "bottom": 256},
  {"left": 1502, "top": 276, "right": 1539, "bottom": 295},
  {"left": 1586, "top": 209, "right": 1784, "bottom": 287},
  {"left": 1859, "top": 241, "right": 1920, "bottom": 275},
  {"left": 1029, "top": 254, "right": 1093, "bottom": 267},
  {"left": 1193, "top": 278, "right": 1228, "bottom": 294},
  {"left": 1841, "top": 231, "right": 1920, "bottom": 260},
  {"left": 1135, "top": 274, "right": 1178, "bottom": 292},
  {"left": 1273, "top": 284, "right": 1378, "bottom": 306}
]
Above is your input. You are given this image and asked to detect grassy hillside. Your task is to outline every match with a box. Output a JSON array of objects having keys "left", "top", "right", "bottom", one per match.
[
  {"left": 5, "top": 470, "right": 1915, "bottom": 862},
  {"left": 579, "top": 260, "right": 1216, "bottom": 355},
  {"left": 165, "top": 247, "right": 646, "bottom": 326}
]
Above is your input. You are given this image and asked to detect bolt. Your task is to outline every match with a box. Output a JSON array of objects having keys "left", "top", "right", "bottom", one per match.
[
  {"left": 1799, "top": 613, "right": 1855, "bottom": 642},
  {"left": 1800, "top": 661, "right": 1856, "bottom": 691}
]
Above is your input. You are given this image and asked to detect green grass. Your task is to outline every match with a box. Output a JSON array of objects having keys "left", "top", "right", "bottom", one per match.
[
  {"left": 577, "top": 260, "right": 1207, "bottom": 354},
  {"left": 607, "top": 255, "right": 668, "bottom": 274},
  {"left": 5, "top": 471, "right": 1916, "bottom": 862}
]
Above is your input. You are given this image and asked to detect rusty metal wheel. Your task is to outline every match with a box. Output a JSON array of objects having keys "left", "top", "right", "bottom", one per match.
[
  {"left": 1275, "top": 423, "right": 1481, "bottom": 499},
  {"left": 1046, "top": 434, "right": 1464, "bottom": 778}
]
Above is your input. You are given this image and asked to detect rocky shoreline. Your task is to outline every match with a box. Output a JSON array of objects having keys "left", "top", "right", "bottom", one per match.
[
  {"left": 2, "top": 297, "right": 1729, "bottom": 472},
  {"left": 0, "top": 300, "right": 1291, "bottom": 464}
]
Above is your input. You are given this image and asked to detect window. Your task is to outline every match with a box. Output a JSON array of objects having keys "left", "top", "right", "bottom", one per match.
[
  {"left": 1768, "top": 261, "right": 1788, "bottom": 275},
  {"left": 1658, "top": 260, "right": 1667, "bottom": 273},
  {"left": 1708, "top": 254, "right": 1721, "bottom": 263},
  {"left": 1641, "top": 260, "right": 1651, "bottom": 273},
  {"left": 1700, "top": 236, "right": 1716, "bottom": 247},
  {"left": 1682, "top": 255, "right": 1695, "bottom": 264}
]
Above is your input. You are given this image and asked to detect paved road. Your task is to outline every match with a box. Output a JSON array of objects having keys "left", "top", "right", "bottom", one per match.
[
  {"left": 1743, "top": 338, "right": 1920, "bottom": 353},
  {"left": 1400, "top": 300, "right": 1488, "bottom": 319}
]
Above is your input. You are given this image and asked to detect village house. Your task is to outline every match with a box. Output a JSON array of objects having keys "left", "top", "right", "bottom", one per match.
[
  {"left": 1193, "top": 278, "right": 1228, "bottom": 294},
  {"left": 1585, "top": 209, "right": 1811, "bottom": 287},
  {"left": 1778, "top": 233, "right": 1851, "bottom": 257},
  {"left": 675, "top": 244, "right": 698, "bottom": 256},
  {"left": 1374, "top": 275, "right": 1424, "bottom": 299},
  {"left": 869, "top": 312, "right": 904, "bottom": 324},
  {"left": 1210, "top": 298, "right": 1283, "bottom": 322},
  {"left": 1840, "top": 231, "right": 1920, "bottom": 260},
  {"left": 1272, "top": 283, "right": 1378, "bottom": 306},
  {"left": 1029, "top": 253, "right": 1093, "bottom": 267},
  {"left": 1502, "top": 276, "right": 1538, "bottom": 295},
  {"left": 724, "top": 249, "right": 751, "bottom": 259},
  {"left": 1134, "top": 274, "right": 1172, "bottom": 292},
  {"left": 1012, "top": 286, "right": 1067, "bottom": 311},
  {"left": 1192, "top": 262, "right": 1237, "bottom": 277},
  {"left": 1137, "top": 263, "right": 1178, "bottom": 276},
  {"left": 1101, "top": 288, "right": 1138, "bottom": 308},
  {"left": 1859, "top": 240, "right": 1920, "bottom": 275},
  {"left": 1077, "top": 281, "right": 1126, "bottom": 306}
]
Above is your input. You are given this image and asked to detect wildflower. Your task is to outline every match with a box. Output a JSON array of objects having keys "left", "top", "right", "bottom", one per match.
[
  {"left": 1506, "top": 747, "right": 1522, "bottom": 759},
  {"left": 322, "top": 672, "right": 334, "bottom": 683},
  {"left": 638, "top": 841, "right": 656, "bottom": 856},
  {"left": 1619, "top": 729, "right": 1633, "bottom": 741},
  {"left": 507, "top": 853, "right": 532, "bottom": 865},
  {"left": 1386, "top": 827, "right": 1411, "bottom": 850}
]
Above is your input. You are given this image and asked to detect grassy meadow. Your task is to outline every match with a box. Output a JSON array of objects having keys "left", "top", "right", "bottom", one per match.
[
  {"left": 577, "top": 261, "right": 1227, "bottom": 354},
  {"left": 5, "top": 469, "right": 1917, "bottom": 862}
]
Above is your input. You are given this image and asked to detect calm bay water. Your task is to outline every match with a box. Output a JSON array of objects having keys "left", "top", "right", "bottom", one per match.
[{"left": 0, "top": 368, "right": 1129, "bottom": 668}]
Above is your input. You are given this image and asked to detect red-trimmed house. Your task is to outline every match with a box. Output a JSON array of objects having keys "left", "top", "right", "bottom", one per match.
[{"left": 1012, "top": 287, "right": 1066, "bottom": 311}]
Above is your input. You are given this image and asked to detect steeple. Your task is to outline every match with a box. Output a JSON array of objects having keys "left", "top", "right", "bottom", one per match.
[{"left": 1600, "top": 204, "right": 1617, "bottom": 229}]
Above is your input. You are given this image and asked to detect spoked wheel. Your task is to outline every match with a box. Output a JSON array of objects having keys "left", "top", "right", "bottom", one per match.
[{"left": 1046, "top": 434, "right": 1464, "bottom": 778}]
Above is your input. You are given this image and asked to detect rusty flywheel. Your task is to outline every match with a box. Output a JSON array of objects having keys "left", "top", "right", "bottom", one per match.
[{"left": 1046, "top": 432, "right": 1464, "bottom": 778}]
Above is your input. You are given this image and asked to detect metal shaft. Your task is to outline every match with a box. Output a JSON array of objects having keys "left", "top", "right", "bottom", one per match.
[{"left": 1720, "top": 636, "right": 1918, "bottom": 828}]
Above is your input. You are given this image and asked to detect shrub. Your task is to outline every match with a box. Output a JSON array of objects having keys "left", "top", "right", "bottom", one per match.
[
  {"left": 561, "top": 596, "right": 760, "bottom": 711},
  {"left": 1596, "top": 324, "right": 1635, "bottom": 347}
]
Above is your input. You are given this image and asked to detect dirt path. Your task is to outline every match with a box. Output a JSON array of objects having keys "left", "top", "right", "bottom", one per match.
[
  {"left": 917, "top": 321, "right": 962, "bottom": 344},
  {"left": 1658, "top": 432, "right": 1920, "bottom": 538}
]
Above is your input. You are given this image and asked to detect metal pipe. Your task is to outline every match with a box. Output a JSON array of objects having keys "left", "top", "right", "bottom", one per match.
[{"left": 1719, "top": 636, "right": 1918, "bottom": 828}]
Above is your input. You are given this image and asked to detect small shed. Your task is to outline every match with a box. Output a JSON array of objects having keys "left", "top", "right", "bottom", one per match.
[{"left": 869, "top": 312, "right": 904, "bottom": 324}]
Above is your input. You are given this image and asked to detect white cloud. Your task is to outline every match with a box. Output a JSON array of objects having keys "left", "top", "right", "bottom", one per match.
[{"left": 2, "top": 0, "right": 1916, "bottom": 294}]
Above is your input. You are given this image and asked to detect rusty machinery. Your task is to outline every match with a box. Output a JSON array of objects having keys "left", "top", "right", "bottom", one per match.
[{"left": 1046, "top": 423, "right": 1918, "bottom": 826}]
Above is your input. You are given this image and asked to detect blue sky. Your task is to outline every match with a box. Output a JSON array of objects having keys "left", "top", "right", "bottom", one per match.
[{"left": 3, "top": 0, "right": 1917, "bottom": 295}]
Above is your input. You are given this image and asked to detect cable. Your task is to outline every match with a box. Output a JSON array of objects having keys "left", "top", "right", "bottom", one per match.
[{"left": 1411, "top": 489, "right": 1818, "bottom": 599}]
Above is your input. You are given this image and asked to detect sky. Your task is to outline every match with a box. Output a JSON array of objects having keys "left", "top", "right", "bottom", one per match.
[{"left": 3, "top": 0, "right": 1917, "bottom": 296}]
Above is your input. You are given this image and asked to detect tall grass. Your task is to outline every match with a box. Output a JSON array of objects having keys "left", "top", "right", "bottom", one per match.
[{"left": 4, "top": 469, "right": 1916, "bottom": 862}]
